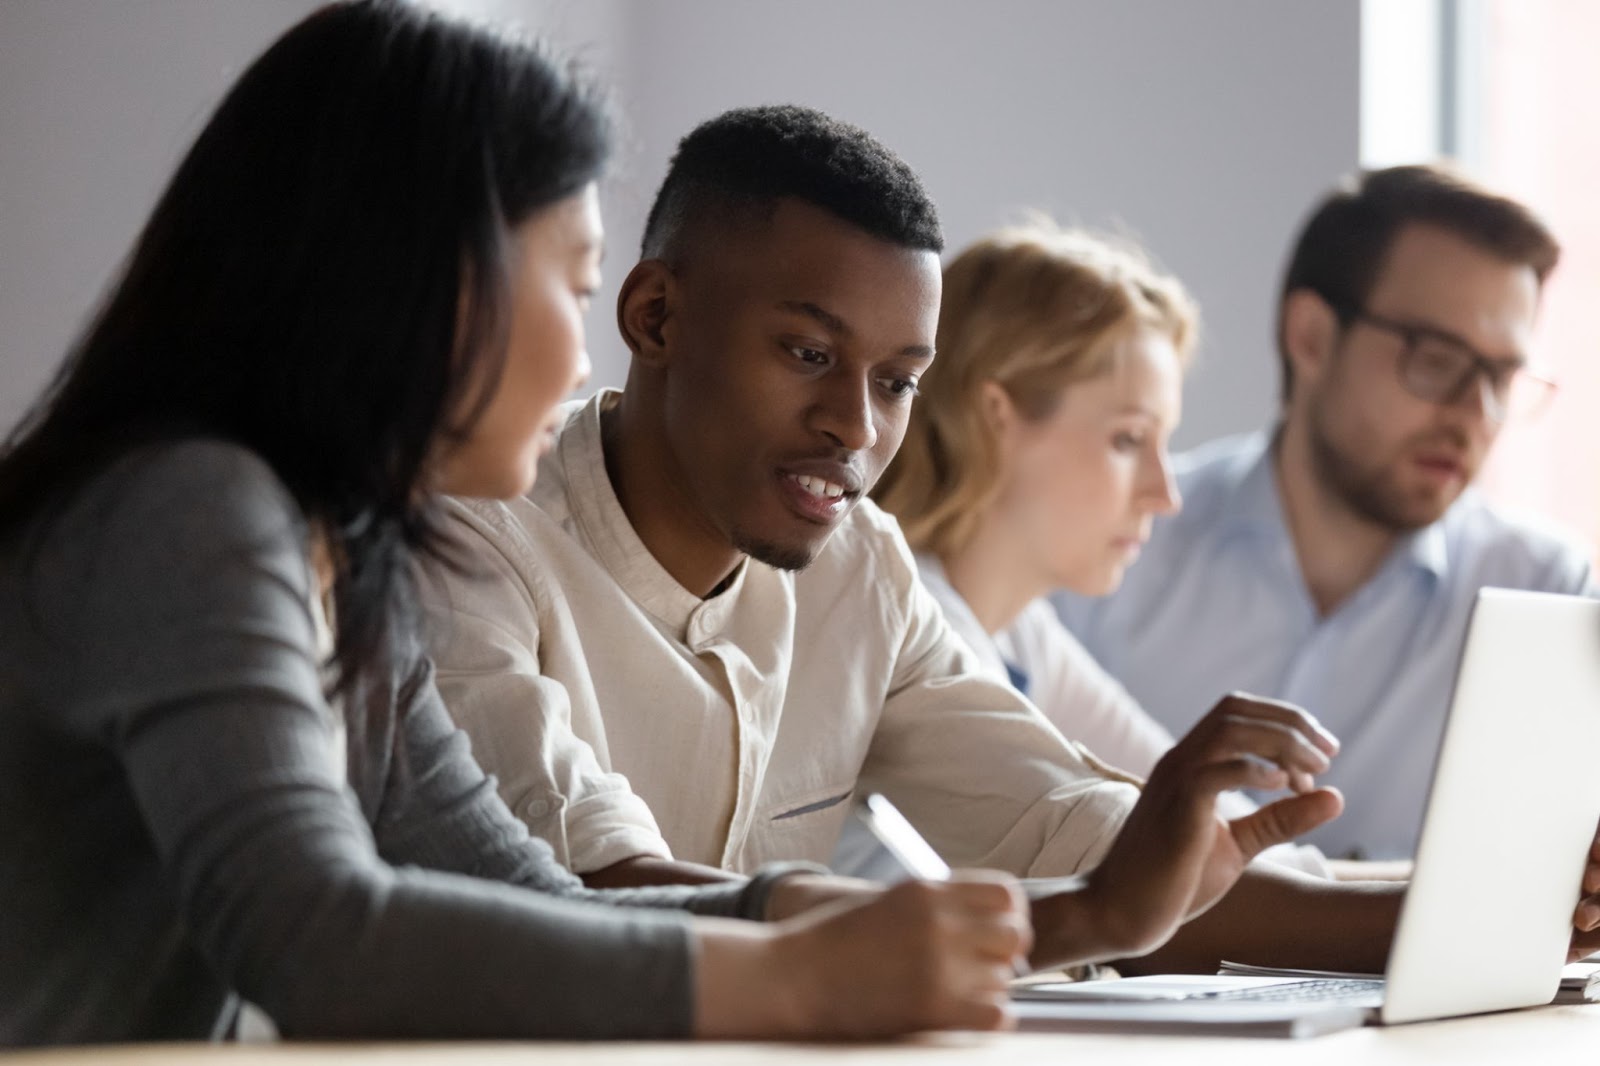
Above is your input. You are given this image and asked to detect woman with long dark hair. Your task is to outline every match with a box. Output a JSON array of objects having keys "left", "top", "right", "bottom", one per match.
[{"left": 0, "top": 1, "right": 1026, "bottom": 1045}]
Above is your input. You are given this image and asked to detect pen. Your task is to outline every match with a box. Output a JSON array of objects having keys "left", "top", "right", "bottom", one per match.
[
  {"left": 857, "top": 792, "right": 951, "bottom": 881},
  {"left": 856, "top": 792, "right": 1030, "bottom": 976}
]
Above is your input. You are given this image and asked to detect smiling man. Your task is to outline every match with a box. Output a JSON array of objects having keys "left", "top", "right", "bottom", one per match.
[
  {"left": 1057, "top": 165, "right": 1595, "bottom": 862},
  {"left": 418, "top": 110, "right": 1600, "bottom": 974}
]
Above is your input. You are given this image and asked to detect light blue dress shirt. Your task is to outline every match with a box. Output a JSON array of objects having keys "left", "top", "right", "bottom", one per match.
[{"left": 1054, "top": 430, "right": 1595, "bottom": 860}]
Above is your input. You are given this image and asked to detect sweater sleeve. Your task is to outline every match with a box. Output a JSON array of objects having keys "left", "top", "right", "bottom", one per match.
[{"left": 29, "top": 441, "right": 718, "bottom": 1039}]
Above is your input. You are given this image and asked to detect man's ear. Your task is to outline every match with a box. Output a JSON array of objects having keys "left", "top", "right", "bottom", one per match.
[
  {"left": 1281, "top": 288, "right": 1341, "bottom": 396},
  {"left": 617, "top": 259, "right": 676, "bottom": 368}
]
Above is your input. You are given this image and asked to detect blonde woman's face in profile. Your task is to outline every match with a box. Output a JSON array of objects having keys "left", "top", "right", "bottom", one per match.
[
  {"left": 995, "top": 326, "right": 1184, "bottom": 597},
  {"left": 438, "top": 183, "right": 602, "bottom": 499}
]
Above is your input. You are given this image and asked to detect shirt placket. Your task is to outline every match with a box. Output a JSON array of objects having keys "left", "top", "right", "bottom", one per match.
[
  {"left": 1279, "top": 546, "right": 1425, "bottom": 739},
  {"left": 686, "top": 604, "right": 777, "bottom": 870}
]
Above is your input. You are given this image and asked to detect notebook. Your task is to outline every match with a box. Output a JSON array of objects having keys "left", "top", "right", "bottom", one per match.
[{"left": 1016, "top": 588, "right": 1600, "bottom": 1034}]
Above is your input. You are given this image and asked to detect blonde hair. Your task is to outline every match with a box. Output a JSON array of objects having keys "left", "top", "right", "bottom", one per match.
[{"left": 874, "top": 219, "right": 1198, "bottom": 557}]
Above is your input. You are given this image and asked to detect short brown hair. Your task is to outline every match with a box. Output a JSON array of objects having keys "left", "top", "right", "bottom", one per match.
[
  {"left": 1275, "top": 163, "right": 1560, "bottom": 403},
  {"left": 873, "top": 220, "right": 1197, "bottom": 558}
]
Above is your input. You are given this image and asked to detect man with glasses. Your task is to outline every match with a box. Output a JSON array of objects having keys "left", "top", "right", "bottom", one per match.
[{"left": 1057, "top": 164, "right": 1593, "bottom": 863}]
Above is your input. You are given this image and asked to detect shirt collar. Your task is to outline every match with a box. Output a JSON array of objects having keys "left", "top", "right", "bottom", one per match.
[
  {"left": 558, "top": 389, "right": 748, "bottom": 636},
  {"left": 1214, "top": 429, "right": 1448, "bottom": 582},
  {"left": 1401, "top": 515, "right": 1450, "bottom": 581},
  {"left": 1213, "top": 431, "right": 1290, "bottom": 541}
]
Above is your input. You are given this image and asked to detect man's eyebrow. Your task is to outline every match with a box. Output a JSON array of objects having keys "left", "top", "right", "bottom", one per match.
[
  {"left": 778, "top": 300, "right": 849, "bottom": 335},
  {"left": 1391, "top": 314, "right": 1527, "bottom": 365},
  {"left": 778, "top": 300, "right": 934, "bottom": 359}
]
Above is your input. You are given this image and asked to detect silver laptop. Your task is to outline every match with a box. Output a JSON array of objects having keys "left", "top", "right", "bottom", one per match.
[{"left": 1018, "top": 587, "right": 1600, "bottom": 1029}]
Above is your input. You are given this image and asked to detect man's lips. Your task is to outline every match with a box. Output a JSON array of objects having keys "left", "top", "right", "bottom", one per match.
[
  {"left": 777, "top": 459, "right": 864, "bottom": 497},
  {"left": 1413, "top": 452, "right": 1466, "bottom": 481},
  {"left": 775, "top": 460, "right": 864, "bottom": 524}
]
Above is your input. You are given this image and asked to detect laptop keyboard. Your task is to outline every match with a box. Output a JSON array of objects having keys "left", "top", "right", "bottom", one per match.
[{"left": 1199, "top": 978, "right": 1385, "bottom": 1005}]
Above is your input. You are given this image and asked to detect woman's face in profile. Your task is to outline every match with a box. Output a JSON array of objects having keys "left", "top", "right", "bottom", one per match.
[
  {"left": 437, "top": 183, "right": 603, "bottom": 499},
  {"left": 993, "top": 325, "right": 1184, "bottom": 597}
]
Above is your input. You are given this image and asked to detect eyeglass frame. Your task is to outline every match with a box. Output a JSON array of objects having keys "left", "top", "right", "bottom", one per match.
[{"left": 1322, "top": 299, "right": 1557, "bottom": 423}]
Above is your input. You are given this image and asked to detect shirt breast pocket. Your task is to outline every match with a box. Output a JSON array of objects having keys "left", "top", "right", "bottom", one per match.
[
  {"left": 769, "top": 787, "right": 854, "bottom": 823},
  {"left": 742, "top": 785, "right": 855, "bottom": 869}
]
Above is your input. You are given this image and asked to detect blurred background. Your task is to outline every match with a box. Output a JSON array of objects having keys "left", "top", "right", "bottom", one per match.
[{"left": 1, "top": 0, "right": 1594, "bottom": 549}]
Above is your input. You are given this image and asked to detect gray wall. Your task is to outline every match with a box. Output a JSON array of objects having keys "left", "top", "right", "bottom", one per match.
[
  {"left": 0, "top": 0, "right": 320, "bottom": 435},
  {"left": 0, "top": 1, "right": 1360, "bottom": 448}
]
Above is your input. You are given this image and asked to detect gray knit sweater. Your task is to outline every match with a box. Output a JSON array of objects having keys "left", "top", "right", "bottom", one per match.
[{"left": 0, "top": 440, "right": 780, "bottom": 1045}]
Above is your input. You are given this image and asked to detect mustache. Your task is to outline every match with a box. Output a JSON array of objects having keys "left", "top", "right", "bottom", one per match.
[{"left": 1407, "top": 425, "right": 1471, "bottom": 454}]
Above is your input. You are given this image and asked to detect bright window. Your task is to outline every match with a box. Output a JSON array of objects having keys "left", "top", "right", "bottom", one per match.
[
  {"left": 1461, "top": 1, "right": 1600, "bottom": 562},
  {"left": 1362, "top": 0, "right": 1600, "bottom": 561}
]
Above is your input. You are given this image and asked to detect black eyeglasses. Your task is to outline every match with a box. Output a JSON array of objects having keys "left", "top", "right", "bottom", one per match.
[{"left": 1329, "top": 303, "right": 1557, "bottom": 424}]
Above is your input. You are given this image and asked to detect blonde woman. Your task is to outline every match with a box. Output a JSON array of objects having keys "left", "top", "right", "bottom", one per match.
[{"left": 872, "top": 222, "right": 1339, "bottom": 876}]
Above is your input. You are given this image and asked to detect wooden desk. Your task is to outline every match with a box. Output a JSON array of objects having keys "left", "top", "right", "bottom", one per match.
[{"left": 9, "top": 1005, "right": 1600, "bottom": 1066}]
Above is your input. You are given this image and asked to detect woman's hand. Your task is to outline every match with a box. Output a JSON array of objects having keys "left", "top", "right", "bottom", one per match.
[{"left": 694, "top": 872, "right": 1030, "bottom": 1038}]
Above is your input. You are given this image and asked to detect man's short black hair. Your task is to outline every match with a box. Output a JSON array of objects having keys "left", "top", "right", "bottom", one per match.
[{"left": 640, "top": 104, "right": 943, "bottom": 261}]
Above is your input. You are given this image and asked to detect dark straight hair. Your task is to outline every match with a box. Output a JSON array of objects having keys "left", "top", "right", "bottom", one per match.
[{"left": 0, "top": 0, "right": 610, "bottom": 716}]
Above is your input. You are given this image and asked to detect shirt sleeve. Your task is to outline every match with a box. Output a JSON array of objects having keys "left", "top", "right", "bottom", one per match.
[
  {"left": 371, "top": 652, "right": 793, "bottom": 917},
  {"left": 1545, "top": 541, "right": 1598, "bottom": 597},
  {"left": 1012, "top": 601, "right": 1175, "bottom": 778},
  {"left": 861, "top": 549, "right": 1140, "bottom": 879},
  {"left": 420, "top": 500, "right": 675, "bottom": 873},
  {"left": 33, "top": 442, "right": 708, "bottom": 1040}
]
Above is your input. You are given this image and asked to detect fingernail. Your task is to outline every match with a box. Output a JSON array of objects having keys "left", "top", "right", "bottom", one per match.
[{"left": 1580, "top": 902, "right": 1600, "bottom": 931}]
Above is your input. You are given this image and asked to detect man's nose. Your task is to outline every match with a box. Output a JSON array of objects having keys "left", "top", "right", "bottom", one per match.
[
  {"left": 811, "top": 373, "right": 878, "bottom": 451},
  {"left": 1446, "top": 366, "right": 1502, "bottom": 425}
]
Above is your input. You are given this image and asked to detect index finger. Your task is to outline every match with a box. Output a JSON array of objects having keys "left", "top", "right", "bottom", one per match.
[
  {"left": 1212, "top": 692, "right": 1340, "bottom": 757},
  {"left": 946, "top": 869, "right": 1027, "bottom": 913}
]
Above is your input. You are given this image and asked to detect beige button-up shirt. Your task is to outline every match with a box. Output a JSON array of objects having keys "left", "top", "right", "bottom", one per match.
[{"left": 424, "top": 391, "right": 1138, "bottom": 876}]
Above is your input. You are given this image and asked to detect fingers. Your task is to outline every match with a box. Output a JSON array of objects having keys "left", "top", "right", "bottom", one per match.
[
  {"left": 901, "top": 877, "right": 1025, "bottom": 1032},
  {"left": 790, "top": 877, "right": 1027, "bottom": 1037},
  {"left": 936, "top": 990, "right": 1013, "bottom": 1033},
  {"left": 1189, "top": 693, "right": 1339, "bottom": 756},
  {"left": 1226, "top": 787, "right": 1345, "bottom": 859},
  {"left": 945, "top": 871, "right": 1034, "bottom": 966},
  {"left": 1214, "top": 692, "right": 1342, "bottom": 757},
  {"left": 1190, "top": 757, "right": 1289, "bottom": 797},
  {"left": 1159, "top": 694, "right": 1337, "bottom": 800},
  {"left": 1585, "top": 819, "right": 1600, "bottom": 894},
  {"left": 1569, "top": 917, "right": 1600, "bottom": 963},
  {"left": 1169, "top": 715, "right": 1333, "bottom": 797}
]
